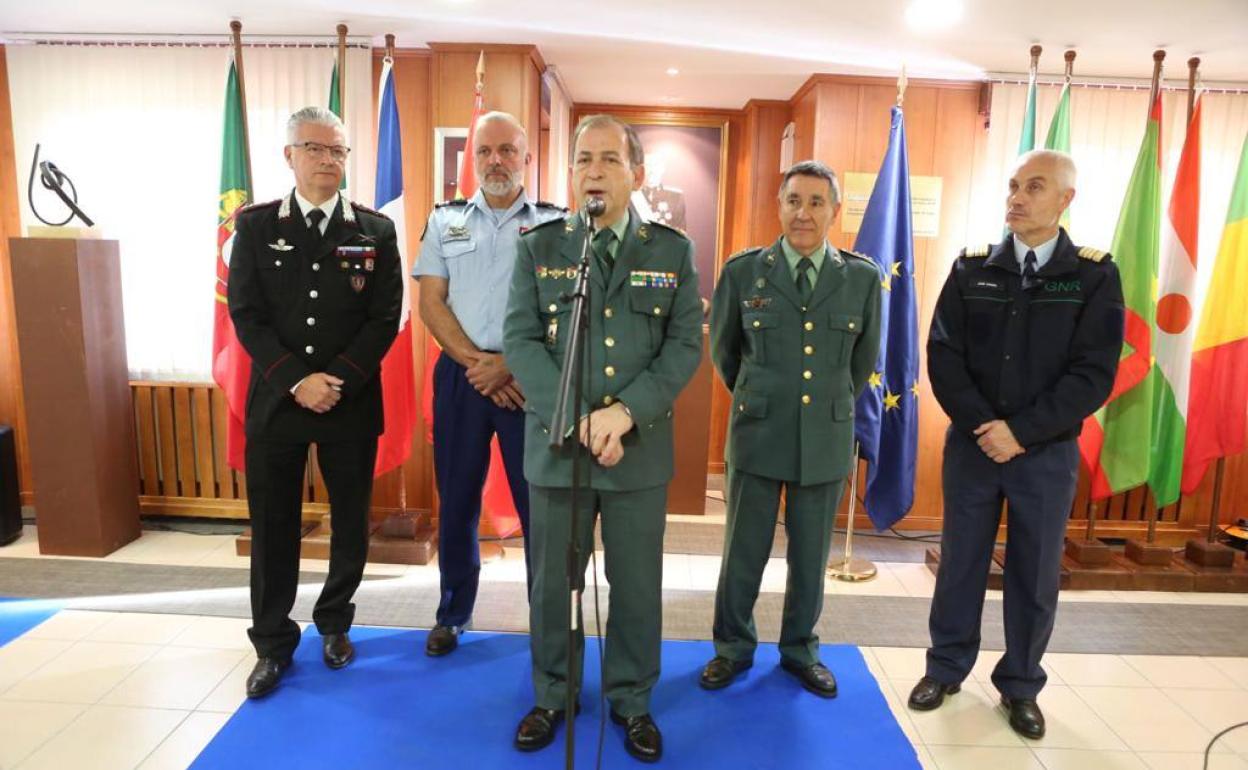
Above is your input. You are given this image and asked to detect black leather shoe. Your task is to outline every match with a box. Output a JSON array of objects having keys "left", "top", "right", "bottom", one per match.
[
  {"left": 699, "top": 655, "right": 753, "bottom": 690},
  {"left": 514, "top": 705, "right": 575, "bottom": 752},
  {"left": 780, "top": 659, "right": 838, "bottom": 698},
  {"left": 245, "top": 657, "right": 290, "bottom": 699},
  {"left": 425, "top": 625, "right": 462, "bottom": 657},
  {"left": 610, "top": 711, "right": 662, "bottom": 763},
  {"left": 1001, "top": 695, "right": 1046, "bottom": 739},
  {"left": 908, "top": 676, "right": 961, "bottom": 711},
  {"left": 322, "top": 632, "right": 354, "bottom": 669}
]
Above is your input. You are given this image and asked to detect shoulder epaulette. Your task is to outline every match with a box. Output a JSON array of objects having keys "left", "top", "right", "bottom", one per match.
[
  {"left": 724, "top": 246, "right": 764, "bottom": 265},
  {"left": 841, "top": 248, "right": 874, "bottom": 264},
  {"left": 646, "top": 219, "right": 689, "bottom": 238},
  {"left": 959, "top": 244, "right": 991, "bottom": 259},
  {"left": 349, "top": 200, "right": 391, "bottom": 220},
  {"left": 535, "top": 201, "right": 569, "bottom": 212},
  {"left": 237, "top": 198, "right": 280, "bottom": 215},
  {"left": 1077, "top": 246, "right": 1108, "bottom": 263},
  {"left": 521, "top": 216, "right": 567, "bottom": 236},
  {"left": 434, "top": 199, "right": 469, "bottom": 209}
]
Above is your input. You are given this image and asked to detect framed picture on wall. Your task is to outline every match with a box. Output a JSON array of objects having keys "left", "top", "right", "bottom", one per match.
[
  {"left": 576, "top": 111, "right": 729, "bottom": 301},
  {"left": 433, "top": 127, "right": 468, "bottom": 202}
]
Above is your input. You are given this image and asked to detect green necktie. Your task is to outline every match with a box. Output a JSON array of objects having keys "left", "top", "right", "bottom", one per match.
[
  {"left": 795, "top": 256, "right": 815, "bottom": 305},
  {"left": 593, "top": 228, "right": 615, "bottom": 279}
]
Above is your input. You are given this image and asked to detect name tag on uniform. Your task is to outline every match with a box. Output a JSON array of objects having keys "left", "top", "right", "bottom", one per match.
[
  {"left": 442, "top": 225, "right": 470, "bottom": 242},
  {"left": 629, "top": 270, "right": 678, "bottom": 288},
  {"left": 972, "top": 279, "right": 1003, "bottom": 290},
  {"left": 537, "top": 266, "right": 572, "bottom": 280}
]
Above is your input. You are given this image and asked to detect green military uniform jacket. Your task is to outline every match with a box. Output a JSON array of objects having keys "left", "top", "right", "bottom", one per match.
[
  {"left": 710, "top": 238, "right": 882, "bottom": 486},
  {"left": 504, "top": 212, "right": 703, "bottom": 490}
]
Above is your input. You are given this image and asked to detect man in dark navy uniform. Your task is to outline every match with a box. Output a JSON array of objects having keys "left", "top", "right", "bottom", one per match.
[
  {"left": 227, "top": 106, "right": 402, "bottom": 698},
  {"left": 908, "top": 150, "right": 1124, "bottom": 739}
]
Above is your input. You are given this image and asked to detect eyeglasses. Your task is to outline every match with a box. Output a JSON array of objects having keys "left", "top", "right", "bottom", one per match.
[{"left": 291, "top": 142, "right": 351, "bottom": 162}]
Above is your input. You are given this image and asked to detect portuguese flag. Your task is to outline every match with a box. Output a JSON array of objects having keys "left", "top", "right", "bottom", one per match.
[
  {"left": 1078, "top": 90, "right": 1163, "bottom": 499},
  {"left": 211, "top": 57, "right": 253, "bottom": 471},
  {"left": 1182, "top": 128, "right": 1248, "bottom": 493}
]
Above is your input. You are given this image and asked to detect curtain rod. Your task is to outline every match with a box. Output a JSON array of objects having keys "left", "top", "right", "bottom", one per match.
[
  {"left": 2, "top": 33, "right": 373, "bottom": 48},
  {"left": 988, "top": 74, "right": 1248, "bottom": 96}
]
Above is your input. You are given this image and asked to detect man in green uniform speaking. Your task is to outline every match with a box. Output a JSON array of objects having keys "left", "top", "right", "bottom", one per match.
[
  {"left": 503, "top": 114, "right": 702, "bottom": 762},
  {"left": 703, "top": 160, "right": 881, "bottom": 698}
]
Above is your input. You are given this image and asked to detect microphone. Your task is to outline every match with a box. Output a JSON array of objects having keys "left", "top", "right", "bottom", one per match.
[
  {"left": 583, "top": 196, "right": 606, "bottom": 220},
  {"left": 27, "top": 143, "right": 95, "bottom": 227}
]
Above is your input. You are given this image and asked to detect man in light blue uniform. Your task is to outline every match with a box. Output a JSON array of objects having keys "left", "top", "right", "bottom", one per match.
[{"left": 414, "top": 111, "right": 567, "bottom": 656}]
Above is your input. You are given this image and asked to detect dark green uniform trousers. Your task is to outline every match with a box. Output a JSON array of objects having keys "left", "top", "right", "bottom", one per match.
[
  {"left": 713, "top": 469, "right": 845, "bottom": 667},
  {"left": 529, "top": 483, "right": 667, "bottom": 717}
]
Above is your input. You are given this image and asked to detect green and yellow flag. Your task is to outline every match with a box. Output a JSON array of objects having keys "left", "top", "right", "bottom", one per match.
[
  {"left": 1078, "top": 90, "right": 1163, "bottom": 499},
  {"left": 1044, "top": 78, "right": 1072, "bottom": 229}
]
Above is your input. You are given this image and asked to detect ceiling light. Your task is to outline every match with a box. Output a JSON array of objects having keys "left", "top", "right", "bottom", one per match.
[
  {"left": 905, "top": 0, "right": 964, "bottom": 31},
  {"left": 666, "top": 67, "right": 680, "bottom": 76}
]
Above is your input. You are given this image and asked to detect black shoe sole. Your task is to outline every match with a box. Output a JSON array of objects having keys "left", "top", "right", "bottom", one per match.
[
  {"left": 514, "top": 734, "right": 556, "bottom": 753},
  {"left": 425, "top": 642, "right": 457, "bottom": 657},
  {"left": 245, "top": 683, "right": 279, "bottom": 699},
  {"left": 324, "top": 650, "right": 354, "bottom": 670},
  {"left": 908, "top": 683, "right": 961, "bottom": 711}
]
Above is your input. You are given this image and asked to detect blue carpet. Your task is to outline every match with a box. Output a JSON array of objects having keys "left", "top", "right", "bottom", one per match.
[
  {"left": 0, "top": 597, "right": 61, "bottom": 646},
  {"left": 193, "top": 626, "right": 919, "bottom": 769}
]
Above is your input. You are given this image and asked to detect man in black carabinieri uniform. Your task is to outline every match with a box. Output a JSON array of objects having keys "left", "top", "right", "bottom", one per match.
[
  {"left": 908, "top": 149, "right": 1124, "bottom": 739},
  {"left": 227, "top": 106, "right": 402, "bottom": 699}
]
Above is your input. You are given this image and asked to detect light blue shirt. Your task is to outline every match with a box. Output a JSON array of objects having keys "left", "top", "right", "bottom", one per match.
[
  {"left": 414, "top": 189, "right": 565, "bottom": 351},
  {"left": 1012, "top": 231, "right": 1059, "bottom": 272}
]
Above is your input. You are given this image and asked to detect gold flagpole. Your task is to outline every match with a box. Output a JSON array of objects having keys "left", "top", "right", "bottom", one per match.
[
  {"left": 827, "top": 67, "right": 911, "bottom": 583},
  {"left": 828, "top": 442, "right": 876, "bottom": 581},
  {"left": 336, "top": 24, "right": 348, "bottom": 115}
]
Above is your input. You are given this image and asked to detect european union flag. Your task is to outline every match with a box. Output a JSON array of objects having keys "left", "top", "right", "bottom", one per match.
[{"left": 853, "top": 105, "right": 919, "bottom": 530}]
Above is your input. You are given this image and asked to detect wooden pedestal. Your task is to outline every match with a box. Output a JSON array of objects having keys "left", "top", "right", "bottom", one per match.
[
  {"left": 1124, "top": 538, "right": 1175, "bottom": 566},
  {"left": 9, "top": 238, "right": 141, "bottom": 556},
  {"left": 1184, "top": 539, "right": 1237, "bottom": 568}
]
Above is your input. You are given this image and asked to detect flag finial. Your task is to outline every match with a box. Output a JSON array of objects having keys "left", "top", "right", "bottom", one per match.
[
  {"left": 475, "top": 51, "right": 485, "bottom": 88},
  {"left": 896, "top": 65, "right": 907, "bottom": 107}
]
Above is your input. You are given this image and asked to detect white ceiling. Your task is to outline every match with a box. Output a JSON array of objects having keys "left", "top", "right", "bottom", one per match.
[{"left": 2, "top": 0, "right": 1246, "bottom": 109}]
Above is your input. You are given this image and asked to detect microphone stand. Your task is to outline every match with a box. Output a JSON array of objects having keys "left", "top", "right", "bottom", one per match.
[{"left": 549, "top": 202, "right": 600, "bottom": 769}]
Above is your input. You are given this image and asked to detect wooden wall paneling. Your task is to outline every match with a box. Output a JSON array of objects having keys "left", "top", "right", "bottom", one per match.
[
  {"left": 154, "top": 387, "right": 178, "bottom": 497},
  {"left": 192, "top": 386, "right": 215, "bottom": 498},
  {"left": 172, "top": 386, "right": 196, "bottom": 497},
  {"left": 0, "top": 45, "right": 32, "bottom": 503},
  {"left": 209, "top": 387, "right": 238, "bottom": 500},
  {"left": 134, "top": 386, "right": 159, "bottom": 496},
  {"left": 790, "top": 84, "right": 818, "bottom": 163}
]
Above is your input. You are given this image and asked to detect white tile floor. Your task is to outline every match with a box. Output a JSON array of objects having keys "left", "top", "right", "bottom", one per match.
[{"left": 1, "top": 524, "right": 1247, "bottom": 769}]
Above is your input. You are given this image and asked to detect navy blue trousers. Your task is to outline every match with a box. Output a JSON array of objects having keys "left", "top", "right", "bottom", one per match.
[
  {"left": 432, "top": 354, "right": 530, "bottom": 627},
  {"left": 926, "top": 427, "right": 1079, "bottom": 699}
]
